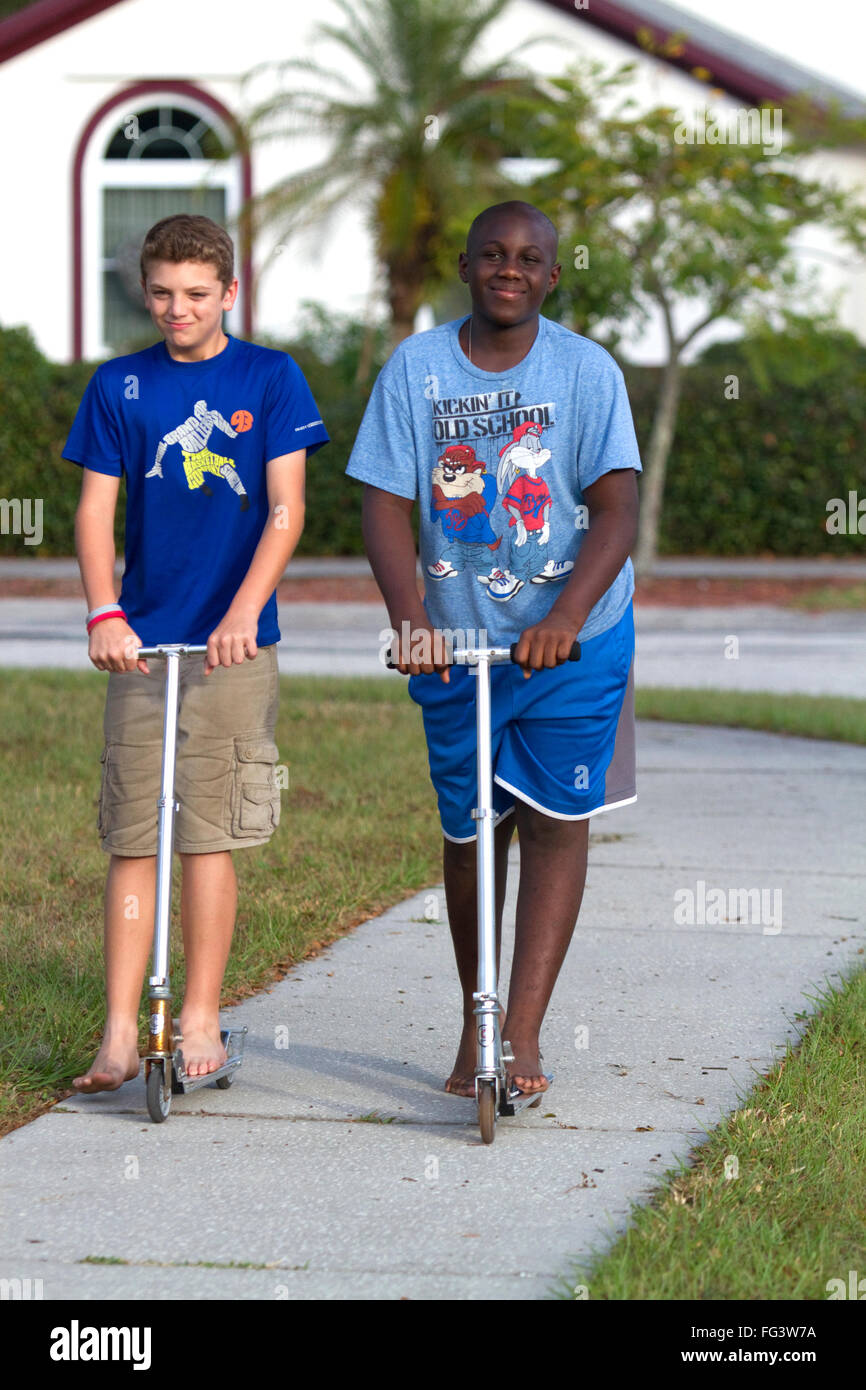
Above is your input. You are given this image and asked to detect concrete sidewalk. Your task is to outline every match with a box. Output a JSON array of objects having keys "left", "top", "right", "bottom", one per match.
[{"left": 1, "top": 722, "right": 863, "bottom": 1300}]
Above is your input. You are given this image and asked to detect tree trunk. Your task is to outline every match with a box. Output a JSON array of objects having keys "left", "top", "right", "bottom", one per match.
[
  {"left": 354, "top": 316, "right": 378, "bottom": 387},
  {"left": 388, "top": 263, "right": 427, "bottom": 349},
  {"left": 389, "top": 313, "right": 418, "bottom": 348},
  {"left": 634, "top": 354, "right": 682, "bottom": 576},
  {"left": 387, "top": 219, "right": 438, "bottom": 347}
]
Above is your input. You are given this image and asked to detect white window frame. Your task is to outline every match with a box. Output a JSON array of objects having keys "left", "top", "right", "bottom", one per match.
[{"left": 82, "top": 95, "right": 243, "bottom": 360}]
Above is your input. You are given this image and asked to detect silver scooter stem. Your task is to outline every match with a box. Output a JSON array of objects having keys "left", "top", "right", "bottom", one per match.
[
  {"left": 151, "top": 649, "right": 180, "bottom": 985},
  {"left": 473, "top": 652, "right": 499, "bottom": 1080},
  {"left": 136, "top": 645, "right": 208, "bottom": 987},
  {"left": 133, "top": 643, "right": 248, "bottom": 1116}
]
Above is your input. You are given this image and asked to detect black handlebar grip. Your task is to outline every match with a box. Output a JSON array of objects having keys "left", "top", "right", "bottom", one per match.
[{"left": 509, "top": 640, "right": 581, "bottom": 663}]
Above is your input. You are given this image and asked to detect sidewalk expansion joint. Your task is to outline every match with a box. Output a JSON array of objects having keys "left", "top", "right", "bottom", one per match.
[
  {"left": 48, "top": 1107, "right": 702, "bottom": 1134},
  {"left": 69, "top": 1257, "right": 561, "bottom": 1278},
  {"left": 76, "top": 1257, "right": 312, "bottom": 1272}
]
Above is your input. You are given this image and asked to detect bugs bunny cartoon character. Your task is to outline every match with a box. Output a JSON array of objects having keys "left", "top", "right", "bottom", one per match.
[{"left": 485, "top": 422, "right": 572, "bottom": 601}]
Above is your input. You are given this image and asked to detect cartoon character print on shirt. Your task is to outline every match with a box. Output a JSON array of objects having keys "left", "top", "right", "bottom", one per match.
[
  {"left": 426, "top": 444, "right": 502, "bottom": 582},
  {"left": 144, "top": 400, "right": 251, "bottom": 510},
  {"left": 484, "top": 422, "right": 574, "bottom": 601}
]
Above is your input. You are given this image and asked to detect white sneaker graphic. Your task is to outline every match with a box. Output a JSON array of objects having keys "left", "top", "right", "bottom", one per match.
[
  {"left": 530, "top": 559, "right": 574, "bottom": 584},
  {"left": 427, "top": 560, "right": 459, "bottom": 579},
  {"left": 477, "top": 567, "right": 507, "bottom": 586},
  {"left": 487, "top": 571, "right": 525, "bottom": 601}
]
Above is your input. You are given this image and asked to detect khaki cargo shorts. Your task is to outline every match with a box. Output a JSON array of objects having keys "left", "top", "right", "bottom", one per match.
[{"left": 97, "top": 646, "right": 280, "bottom": 856}]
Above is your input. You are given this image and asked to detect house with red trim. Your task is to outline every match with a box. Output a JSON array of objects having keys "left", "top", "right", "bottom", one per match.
[{"left": 1, "top": 0, "right": 863, "bottom": 362}]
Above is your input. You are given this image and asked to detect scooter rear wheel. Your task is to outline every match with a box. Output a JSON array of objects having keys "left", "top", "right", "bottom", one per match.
[
  {"left": 478, "top": 1079, "right": 496, "bottom": 1145},
  {"left": 146, "top": 1063, "right": 171, "bottom": 1123}
]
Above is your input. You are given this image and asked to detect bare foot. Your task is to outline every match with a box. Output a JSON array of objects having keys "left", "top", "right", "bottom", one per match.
[
  {"left": 73, "top": 1042, "right": 140, "bottom": 1094},
  {"left": 444, "top": 1010, "right": 507, "bottom": 1099},
  {"left": 444, "top": 1020, "right": 476, "bottom": 1098},
  {"left": 505, "top": 1035, "right": 548, "bottom": 1096},
  {"left": 178, "top": 1021, "right": 227, "bottom": 1078}
]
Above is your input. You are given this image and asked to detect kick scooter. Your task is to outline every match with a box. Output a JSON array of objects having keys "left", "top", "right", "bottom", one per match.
[
  {"left": 136, "top": 645, "right": 247, "bottom": 1123},
  {"left": 390, "top": 636, "right": 580, "bottom": 1143}
]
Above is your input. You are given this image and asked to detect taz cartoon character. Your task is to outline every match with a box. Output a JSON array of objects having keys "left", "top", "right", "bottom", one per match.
[
  {"left": 484, "top": 422, "right": 573, "bottom": 600},
  {"left": 426, "top": 444, "right": 501, "bottom": 581}
]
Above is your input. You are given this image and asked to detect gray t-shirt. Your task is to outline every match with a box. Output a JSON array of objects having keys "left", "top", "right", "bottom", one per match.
[{"left": 346, "top": 313, "right": 642, "bottom": 645}]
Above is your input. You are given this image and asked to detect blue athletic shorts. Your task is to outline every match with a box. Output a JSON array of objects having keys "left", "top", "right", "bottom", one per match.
[{"left": 408, "top": 602, "right": 636, "bottom": 842}]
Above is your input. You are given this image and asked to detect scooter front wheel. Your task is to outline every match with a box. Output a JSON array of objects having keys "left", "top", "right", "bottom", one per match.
[
  {"left": 477, "top": 1079, "right": 496, "bottom": 1145},
  {"left": 146, "top": 1062, "right": 171, "bottom": 1123}
]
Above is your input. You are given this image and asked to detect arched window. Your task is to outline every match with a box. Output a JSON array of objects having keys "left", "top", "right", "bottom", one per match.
[
  {"left": 104, "top": 106, "right": 230, "bottom": 161},
  {"left": 81, "top": 93, "right": 242, "bottom": 356}
]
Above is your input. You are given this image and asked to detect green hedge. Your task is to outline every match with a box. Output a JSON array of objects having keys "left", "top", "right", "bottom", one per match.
[
  {"left": 0, "top": 326, "right": 121, "bottom": 555},
  {"left": 1, "top": 321, "right": 864, "bottom": 557},
  {"left": 265, "top": 337, "right": 375, "bottom": 555},
  {"left": 625, "top": 357, "right": 866, "bottom": 556}
]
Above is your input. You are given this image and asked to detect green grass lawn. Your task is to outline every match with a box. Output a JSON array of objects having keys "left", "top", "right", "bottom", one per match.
[
  {"left": 635, "top": 687, "right": 866, "bottom": 745},
  {"left": 560, "top": 687, "right": 866, "bottom": 1302},
  {"left": 0, "top": 672, "right": 442, "bottom": 1135},
  {"left": 555, "top": 971, "right": 866, "bottom": 1301},
  {"left": 786, "top": 583, "right": 866, "bottom": 611}
]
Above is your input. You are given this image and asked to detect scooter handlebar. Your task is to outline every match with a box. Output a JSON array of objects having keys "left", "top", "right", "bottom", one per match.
[
  {"left": 135, "top": 645, "right": 209, "bottom": 658},
  {"left": 386, "top": 640, "right": 580, "bottom": 670},
  {"left": 509, "top": 640, "right": 581, "bottom": 664}
]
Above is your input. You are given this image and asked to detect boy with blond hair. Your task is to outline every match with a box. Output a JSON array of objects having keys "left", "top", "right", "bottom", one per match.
[{"left": 65, "top": 214, "right": 328, "bottom": 1090}]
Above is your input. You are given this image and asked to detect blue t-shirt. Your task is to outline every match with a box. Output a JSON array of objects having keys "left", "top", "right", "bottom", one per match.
[
  {"left": 346, "top": 314, "right": 642, "bottom": 645},
  {"left": 63, "top": 334, "right": 329, "bottom": 645}
]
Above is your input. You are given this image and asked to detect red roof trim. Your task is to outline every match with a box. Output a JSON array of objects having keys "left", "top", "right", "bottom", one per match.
[
  {"left": 0, "top": 0, "right": 124, "bottom": 65},
  {"left": 71, "top": 79, "right": 253, "bottom": 359},
  {"left": 0, "top": 0, "right": 833, "bottom": 112}
]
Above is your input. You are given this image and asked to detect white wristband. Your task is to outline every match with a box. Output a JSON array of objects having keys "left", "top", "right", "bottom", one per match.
[{"left": 86, "top": 604, "right": 124, "bottom": 625}]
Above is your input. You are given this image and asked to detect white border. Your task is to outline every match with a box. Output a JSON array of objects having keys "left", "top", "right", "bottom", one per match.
[{"left": 493, "top": 775, "right": 638, "bottom": 822}]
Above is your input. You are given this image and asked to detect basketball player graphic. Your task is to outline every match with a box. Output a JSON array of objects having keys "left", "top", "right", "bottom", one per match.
[{"left": 145, "top": 400, "right": 250, "bottom": 510}]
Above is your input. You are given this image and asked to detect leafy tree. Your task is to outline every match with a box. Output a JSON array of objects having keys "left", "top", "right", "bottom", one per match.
[
  {"left": 519, "top": 62, "right": 866, "bottom": 569},
  {"left": 243, "top": 6, "right": 866, "bottom": 564},
  {"left": 695, "top": 308, "right": 866, "bottom": 391},
  {"left": 242, "top": 0, "right": 551, "bottom": 347}
]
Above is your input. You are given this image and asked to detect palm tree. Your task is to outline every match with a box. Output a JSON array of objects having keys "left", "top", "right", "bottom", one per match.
[{"left": 243, "top": 0, "right": 549, "bottom": 346}]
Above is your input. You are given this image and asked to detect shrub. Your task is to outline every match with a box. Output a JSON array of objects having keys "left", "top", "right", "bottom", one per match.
[{"left": 1, "top": 314, "right": 863, "bottom": 558}]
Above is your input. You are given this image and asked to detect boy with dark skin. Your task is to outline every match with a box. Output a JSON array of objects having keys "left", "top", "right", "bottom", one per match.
[{"left": 359, "top": 202, "right": 639, "bottom": 1096}]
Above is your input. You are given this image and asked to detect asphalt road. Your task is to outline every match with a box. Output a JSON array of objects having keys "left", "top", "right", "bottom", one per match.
[{"left": 1, "top": 596, "right": 864, "bottom": 696}]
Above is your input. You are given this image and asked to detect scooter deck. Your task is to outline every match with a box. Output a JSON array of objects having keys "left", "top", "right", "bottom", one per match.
[
  {"left": 170, "top": 1026, "right": 247, "bottom": 1094},
  {"left": 499, "top": 1075, "right": 553, "bottom": 1117},
  {"left": 476, "top": 1031, "right": 553, "bottom": 1117}
]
